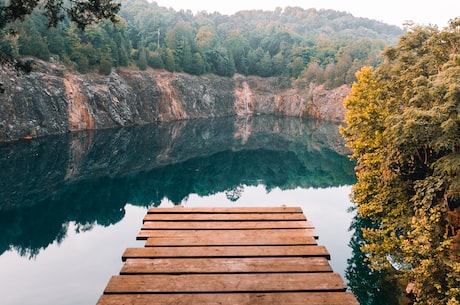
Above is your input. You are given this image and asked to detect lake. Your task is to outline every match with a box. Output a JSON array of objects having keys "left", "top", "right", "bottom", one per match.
[{"left": 0, "top": 115, "right": 361, "bottom": 304}]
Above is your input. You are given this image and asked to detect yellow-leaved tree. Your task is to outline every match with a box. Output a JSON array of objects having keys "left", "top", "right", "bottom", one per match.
[{"left": 341, "top": 19, "right": 460, "bottom": 305}]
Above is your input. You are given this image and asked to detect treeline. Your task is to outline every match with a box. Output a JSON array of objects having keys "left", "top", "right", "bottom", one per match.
[
  {"left": 0, "top": 0, "right": 402, "bottom": 87},
  {"left": 341, "top": 20, "right": 460, "bottom": 305}
]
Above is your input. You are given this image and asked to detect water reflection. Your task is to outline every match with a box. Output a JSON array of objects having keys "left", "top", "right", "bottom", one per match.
[
  {"left": 346, "top": 213, "right": 406, "bottom": 305},
  {"left": 0, "top": 115, "right": 355, "bottom": 258}
]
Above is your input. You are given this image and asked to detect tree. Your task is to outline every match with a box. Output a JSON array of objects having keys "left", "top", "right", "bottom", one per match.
[
  {"left": 224, "top": 30, "right": 250, "bottom": 74},
  {"left": 46, "top": 26, "right": 66, "bottom": 56},
  {"left": 1, "top": 0, "right": 401, "bottom": 80},
  {"left": 189, "top": 52, "right": 204, "bottom": 75},
  {"left": 0, "top": 29, "right": 18, "bottom": 57},
  {"left": 98, "top": 54, "right": 112, "bottom": 74},
  {"left": 137, "top": 47, "right": 147, "bottom": 70},
  {"left": 16, "top": 17, "right": 50, "bottom": 60},
  {"left": 147, "top": 51, "right": 164, "bottom": 69},
  {"left": 341, "top": 20, "right": 460, "bottom": 305},
  {"left": 161, "top": 47, "right": 175, "bottom": 72},
  {"left": 255, "top": 52, "right": 273, "bottom": 77},
  {"left": 64, "top": 24, "right": 83, "bottom": 63},
  {"left": 0, "top": 0, "right": 120, "bottom": 29},
  {"left": 195, "top": 25, "right": 219, "bottom": 50},
  {"left": 166, "top": 21, "right": 196, "bottom": 73}
]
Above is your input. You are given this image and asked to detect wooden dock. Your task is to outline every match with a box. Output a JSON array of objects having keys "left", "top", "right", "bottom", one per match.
[{"left": 96, "top": 207, "right": 358, "bottom": 305}]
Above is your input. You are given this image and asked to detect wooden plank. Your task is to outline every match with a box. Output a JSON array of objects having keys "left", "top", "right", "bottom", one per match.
[
  {"left": 142, "top": 220, "right": 314, "bottom": 229},
  {"left": 147, "top": 207, "right": 303, "bottom": 214},
  {"left": 144, "top": 234, "right": 317, "bottom": 246},
  {"left": 120, "top": 257, "right": 332, "bottom": 274},
  {"left": 96, "top": 207, "right": 359, "bottom": 305},
  {"left": 143, "top": 213, "right": 306, "bottom": 222},
  {"left": 97, "top": 292, "right": 359, "bottom": 305},
  {"left": 122, "top": 245, "right": 331, "bottom": 261},
  {"left": 103, "top": 273, "right": 347, "bottom": 293},
  {"left": 138, "top": 228, "right": 318, "bottom": 241}
]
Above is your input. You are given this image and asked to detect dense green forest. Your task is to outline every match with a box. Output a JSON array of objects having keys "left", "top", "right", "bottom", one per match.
[
  {"left": 341, "top": 20, "right": 460, "bottom": 305},
  {"left": 0, "top": 0, "right": 402, "bottom": 88}
]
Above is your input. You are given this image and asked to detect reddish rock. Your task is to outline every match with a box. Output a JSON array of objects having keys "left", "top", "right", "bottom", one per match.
[{"left": 0, "top": 59, "right": 350, "bottom": 141}]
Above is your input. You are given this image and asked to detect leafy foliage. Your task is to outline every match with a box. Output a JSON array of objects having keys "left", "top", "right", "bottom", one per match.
[
  {"left": 1, "top": 0, "right": 402, "bottom": 84},
  {"left": 0, "top": 0, "right": 120, "bottom": 29},
  {"left": 341, "top": 19, "right": 460, "bottom": 305},
  {"left": 346, "top": 213, "right": 407, "bottom": 305}
]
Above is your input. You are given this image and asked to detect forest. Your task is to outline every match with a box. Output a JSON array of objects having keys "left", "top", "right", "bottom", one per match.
[
  {"left": 341, "top": 19, "right": 460, "bottom": 305},
  {"left": 0, "top": 0, "right": 402, "bottom": 88}
]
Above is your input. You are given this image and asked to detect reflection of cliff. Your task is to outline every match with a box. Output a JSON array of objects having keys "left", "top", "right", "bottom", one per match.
[{"left": 0, "top": 115, "right": 355, "bottom": 256}]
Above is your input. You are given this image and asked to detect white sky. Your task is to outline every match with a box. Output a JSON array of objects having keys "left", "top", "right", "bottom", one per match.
[{"left": 152, "top": 0, "right": 460, "bottom": 28}]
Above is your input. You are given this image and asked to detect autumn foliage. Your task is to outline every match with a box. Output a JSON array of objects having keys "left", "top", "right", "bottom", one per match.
[{"left": 341, "top": 19, "right": 460, "bottom": 305}]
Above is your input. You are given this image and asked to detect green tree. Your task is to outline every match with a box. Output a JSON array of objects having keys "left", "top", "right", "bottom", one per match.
[
  {"left": 271, "top": 51, "right": 286, "bottom": 76},
  {"left": 196, "top": 25, "right": 219, "bottom": 50},
  {"left": 161, "top": 47, "right": 175, "bottom": 72},
  {"left": 148, "top": 51, "right": 164, "bottom": 69},
  {"left": 0, "top": 29, "right": 19, "bottom": 57},
  {"left": 16, "top": 17, "right": 50, "bottom": 60},
  {"left": 247, "top": 47, "right": 264, "bottom": 75},
  {"left": 205, "top": 48, "right": 234, "bottom": 77},
  {"left": 255, "top": 52, "right": 273, "bottom": 77},
  {"left": 98, "top": 54, "right": 112, "bottom": 75},
  {"left": 137, "top": 47, "right": 147, "bottom": 70},
  {"left": 341, "top": 21, "right": 460, "bottom": 305},
  {"left": 77, "top": 54, "right": 90, "bottom": 73},
  {"left": 166, "top": 21, "right": 196, "bottom": 72},
  {"left": 288, "top": 57, "right": 304, "bottom": 78},
  {"left": 0, "top": 0, "right": 120, "bottom": 29},
  {"left": 46, "top": 26, "right": 66, "bottom": 56},
  {"left": 65, "top": 25, "right": 83, "bottom": 63},
  {"left": 224, "top": 30, "right": 250, "bottom": 74},
  {"left": 189, "top": 52, "right": 205, "bottom": 75}
]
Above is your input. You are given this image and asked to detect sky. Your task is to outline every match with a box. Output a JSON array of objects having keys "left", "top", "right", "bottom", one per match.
[{"left": 152, "top": 0, "right": 460, "bottom": 28}]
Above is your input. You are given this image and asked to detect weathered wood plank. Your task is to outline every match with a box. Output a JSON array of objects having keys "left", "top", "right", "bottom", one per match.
[
  {"left": 144, "top": 234, "right": 317, "bottom": 246},
  {"left": 147, "top": 207, "right": 303, "bottom": 214},
  {"left": 120, "top": 257, "right": 332, "bottom": 274},
  {"left": 122, "top": 245, "right": 330, "bottom": 261},
  {"left": 143, "top": 213, "right": 306, "bottom": 222},
  {"left": 142, "top": 220, "right": 314, "bottom": 229},
  {"left": 138, "top": 228, "right": 318, "bottom": 241},
  {"left": 104, "top": 273, "right": 347, "bottom": 293},
  {"left": 97, "top": 292, "right": 359, "bottom": 305},
  {"left": 96, "top": 207, "right": 359, "bottom": 305}
]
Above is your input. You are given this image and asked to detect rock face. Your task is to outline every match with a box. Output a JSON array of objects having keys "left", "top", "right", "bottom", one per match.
[{"left": 0, "top": 58, "right": 350, "bottom": 141}]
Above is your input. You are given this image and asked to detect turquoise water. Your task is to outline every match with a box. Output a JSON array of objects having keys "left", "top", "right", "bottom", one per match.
[{"left": 0, "top": 116, "right": 358, "bottom": 305}]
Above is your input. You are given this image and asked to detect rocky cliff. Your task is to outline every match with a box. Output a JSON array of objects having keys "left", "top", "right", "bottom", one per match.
[{"left": 0, "top": 58, "right": 350, "bottom": 141}]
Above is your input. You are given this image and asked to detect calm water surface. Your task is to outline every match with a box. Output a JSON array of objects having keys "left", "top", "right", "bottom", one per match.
[{"left": 0, "top": 116, "right": 359, "bottom": 305}]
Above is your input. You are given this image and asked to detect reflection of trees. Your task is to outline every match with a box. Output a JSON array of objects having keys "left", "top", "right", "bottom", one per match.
[
  {"left": 0, "top": 177, "right": 127, "bottom": 258},
  {"left": 346, "top": 212, "right": 406, "bottom": 305},
  {"left": 0, "top": 116, "right": 356, "bottom": 257},
  {"left": 127, "top": 147, "right": 355, "bottom": 206},
  {"left": 225, "top": 185, "right": 244, "bottom": 202}
]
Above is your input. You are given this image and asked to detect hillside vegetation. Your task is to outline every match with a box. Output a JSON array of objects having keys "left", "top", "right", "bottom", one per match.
[
  {"left": 341, "top": 20, "right": 460, "bottom": 305},
  {"left": 0, "top": 0, "right": 402, "bottom": 88}
]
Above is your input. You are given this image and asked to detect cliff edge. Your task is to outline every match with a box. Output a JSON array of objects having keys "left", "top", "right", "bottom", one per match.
[{"left": 0, "top": 58, "right": 350, "bottom": 141}]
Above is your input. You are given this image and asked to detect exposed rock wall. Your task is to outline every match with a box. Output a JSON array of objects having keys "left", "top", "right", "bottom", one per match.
[{"left": 0, "top": 59, "right": 350, "bottom": 141}]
